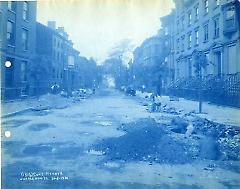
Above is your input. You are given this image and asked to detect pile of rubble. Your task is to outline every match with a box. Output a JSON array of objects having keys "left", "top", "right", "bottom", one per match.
[
  {"left": 192, "top": 118, "right": 240, "bottom": 161},
  {"left": 32, "top": 93, "right": 72, "bottom": 111},
  {"left": 96, "top": 119, "right": 194, "bottom": 164},
  {"left": 95, "top": 117, "right": 240, "bottom": 164}
]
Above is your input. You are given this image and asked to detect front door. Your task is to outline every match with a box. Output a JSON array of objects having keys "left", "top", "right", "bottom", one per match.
[
  {"left": 188, "top": 58, "right": 192, "bottom": 78},
  {"left": 215, "top": 51, "right": 222, "bottom": 77}
]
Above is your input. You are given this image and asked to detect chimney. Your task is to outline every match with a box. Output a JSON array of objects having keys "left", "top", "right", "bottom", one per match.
[
  {"left": 57, "top": 27, "right": 68, "bottom": 39},
  {"left": 47, "top": 21, "right": 56, "bottom": 30},
  {"left": 58, "top": 26, "right": 65, "bottom": 32}
]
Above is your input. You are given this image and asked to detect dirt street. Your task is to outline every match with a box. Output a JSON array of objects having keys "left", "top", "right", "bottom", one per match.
[{"left": 2, "top": 89, "right": 240, "bottom": 189}]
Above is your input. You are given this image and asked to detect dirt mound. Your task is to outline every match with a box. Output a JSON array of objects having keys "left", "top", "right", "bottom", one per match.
[
  {"left": 95, "top": 117, "right": 240, "bottom": 164},
  {"left": 95, "top": 121, "right": 196, "bottom": 164}
]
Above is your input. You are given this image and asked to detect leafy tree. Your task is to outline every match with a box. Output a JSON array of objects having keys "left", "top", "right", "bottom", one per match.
[
  {"left": 103, "top": 39, "right": 133, "bottom": 88},
  {"left": 29, "top": 55, "right": 51, "bottom": 95},
  {"left": 77, "top": 57, "right": 102, "bottom": 88},
  {"left": 103, "top": 57, "right": 127, "bottom": 88}
]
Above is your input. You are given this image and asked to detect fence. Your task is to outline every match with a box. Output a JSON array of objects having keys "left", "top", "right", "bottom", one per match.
[{"left": 166, "top": 72, "right": 240, "bottom": 107}]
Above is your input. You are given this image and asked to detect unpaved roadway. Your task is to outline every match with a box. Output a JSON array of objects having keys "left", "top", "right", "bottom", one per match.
[{"left": 2, "top": 89, "right": 240, "bottom": 189}]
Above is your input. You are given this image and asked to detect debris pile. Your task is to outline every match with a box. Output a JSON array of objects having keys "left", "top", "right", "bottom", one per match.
[
  {"left": 95, "top": 118, "right": 240, "bottom": 164},
  {"left": 32, "top": 94, "right": 72, "bottom": 111},
  {"left": 95, "top": 119, "right": 196, "bottom": 164},
  {"left": 193, "top": 118, "right": 240, "bottom": 161}
]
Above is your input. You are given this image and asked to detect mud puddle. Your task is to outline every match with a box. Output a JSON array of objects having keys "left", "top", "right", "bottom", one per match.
[{"left": 28, "top": 123, "right": 56, "bottom": 131}]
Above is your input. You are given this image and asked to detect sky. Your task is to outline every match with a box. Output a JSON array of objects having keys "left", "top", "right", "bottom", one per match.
[{"left": 37, "top": 0, "right": 175, "bottom": 64}]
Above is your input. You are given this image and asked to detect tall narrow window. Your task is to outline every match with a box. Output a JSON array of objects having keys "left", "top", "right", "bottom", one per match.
[
  {"left": 204, "top": 53, "right": 210, "bottom": 76},
  {"left": 165, "top": 27, "right": 168, "bottom": 35},
  {"left": 181, "top": 36, "right": 185, "bottom": 51},
  {"left": 23, "top": 1, "right": 29, "bottom": 20},
  {"left": 204, "top": 0, "right": 209, "bottom": 14},
  {"left": 7, "top": 21, "right": 15, "bottom": 45},
  {"left": 165, "top": 40, "right": 168, "bottom": 47},
  {"left": 165, "top": 57, "right": 168, "bottom": 63},
  {"left": 195, "top": 6, "right": 199, "bottom": 21},
  {"left": 204, "top": 24, "right": 209, "bottom": 42},
  {"left": 188, "top": 12, "right": 192, "bottom": 25},
  {"left": 21, "top": 61, "right": 27, "bottom": 82},
  {"left": 177, "top": 38, "right": 180, "bottom": 51},
  {"left": 214, "top": 17, "right": 220, "bottom": 38},
  {"left": 188, "top": 58, "right": 192, "bottom": 77},
  {"left": 58, "top": 52, "right": 60, "bottom": 62},
  {"left": 7, "top": 1, "right": 12, "bottom": 10},
  {"left": 225, "top": 6, "right": 235, "bottom": 28},
  {"left": 22, "top": 29, "right": 28, "bottom": 50},
  {"left": 181, "top": 16, "right": 185, "bottom": 31},
  {"left": 188, "top": 33, "right": 192, "bottom": 48},
  {"left": 195, "top": 29, "right": 199, "bottom": 45},
  {"left": 8, "top": 1, "right": 16, "bottom": 12}
]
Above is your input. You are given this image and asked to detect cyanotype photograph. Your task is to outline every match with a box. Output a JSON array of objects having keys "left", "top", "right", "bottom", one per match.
[{"left": 1, "top": 0, "right": 240, "bottom": 188}]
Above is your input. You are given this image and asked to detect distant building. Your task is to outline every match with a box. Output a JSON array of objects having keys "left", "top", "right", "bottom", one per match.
[
  {"left": 159, "top": 11, "right": 176, "bottom": 85},
  {"left": 133, "top": 36, "right": 165, "bottom": 92},
  {"left": 63, "top": 42, "right": 80, "bottom": 91},
  {"left": 0, "top": 1, "right": 36, "bottom": 99},
  {"left": 35, "top": 21, "right": 80, "bottom": 94}
]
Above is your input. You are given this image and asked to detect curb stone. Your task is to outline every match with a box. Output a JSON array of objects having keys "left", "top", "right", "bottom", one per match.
[{"left": 1, "top": 107, "right": 33, "bottom": 118}]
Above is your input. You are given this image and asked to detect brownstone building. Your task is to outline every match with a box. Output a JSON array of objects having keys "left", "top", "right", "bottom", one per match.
[{"left": 159, "top": 0, "right": 240, "bottom": 106}]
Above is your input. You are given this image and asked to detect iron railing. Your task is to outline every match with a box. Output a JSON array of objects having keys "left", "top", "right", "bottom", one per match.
[{"left": 166, "top": 72, "right": 240, "bottom": 107}]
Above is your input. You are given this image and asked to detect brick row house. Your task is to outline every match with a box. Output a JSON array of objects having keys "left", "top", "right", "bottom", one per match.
[
  {"left": 35, "top": 21, "right": 80, "bottom": 95},
  {"left": 0, "top": 1, "right": 85, "bottom": 100},
  {"left": 0, "top": 1, "right": 36, "bottom": 99},
  {"left": 160, "top": 0, "right": 240, "bottom": 106}
]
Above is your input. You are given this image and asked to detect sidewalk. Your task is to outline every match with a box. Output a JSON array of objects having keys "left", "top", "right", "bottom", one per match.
[
  {"left": 1, "top": 98, "right": 37, "bottom": 117},
  {"left": 136, "top": 91, "right": 240, "bottom": 126},
  {"left": 1, "top": 93, "right": 73, "bottom": 118}
]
